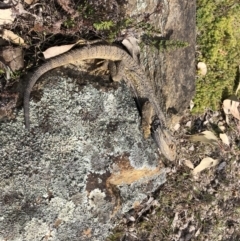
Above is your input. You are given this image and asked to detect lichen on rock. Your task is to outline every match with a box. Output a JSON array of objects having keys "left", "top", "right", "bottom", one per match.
[{"left": 0, "top": 72, "right": 167, "bottom": 240}]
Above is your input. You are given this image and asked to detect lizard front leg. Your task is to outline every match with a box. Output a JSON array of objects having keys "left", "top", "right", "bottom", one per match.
[
  {"left": 91, "top": 60, "right": 125, "bottom": 82},
  {"left": 141, "top": 100, "right": 154, "bottom": 139},
  {"left": 108, "top": 60, "right": 125, "bottom": 82},
  {"left": 152, "top": 126, "right": 177, "bottom": 161},
  {"left": 90, "top": 59, "right": 109, "bottom": 76},
  {"left": 142, "top": 101, "right": 176, "bottom": 161}
]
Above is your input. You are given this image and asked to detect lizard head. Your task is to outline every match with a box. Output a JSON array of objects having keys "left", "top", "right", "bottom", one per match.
[{"left": 152, "top": 127, "right": 177, "bottom": 161}]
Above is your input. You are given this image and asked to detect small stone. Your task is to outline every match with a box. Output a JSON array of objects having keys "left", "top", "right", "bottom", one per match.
[
  {"left": 189, "top": 145, "right": 194, "bottom": 151},
  {"left": 128, "top": 216, "right": 135, "bottom": 222},
  {"left": 190, "top": 100, "right": 194, "bottom": 110},
  {"left": 197, "top": 62, "right": 207, "bottom": 76},
  {"left": 217, "top": 162, "right": 226, "bottom": 171},
  {"left": 174, "top": 123, "right": 180, "bottom": 131},
  {"left": 203, "top": 120, "right": 209, "bottom": 125}
]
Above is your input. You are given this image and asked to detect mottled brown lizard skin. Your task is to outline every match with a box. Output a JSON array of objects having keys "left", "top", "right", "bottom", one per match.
[{"left": 24, "top": 45, "right": 176, "bottom": 161}]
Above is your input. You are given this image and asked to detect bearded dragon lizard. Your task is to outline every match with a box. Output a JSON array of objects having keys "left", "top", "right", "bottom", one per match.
[{"left": 24, "top": 45, "right": 176, "bottom": 161}]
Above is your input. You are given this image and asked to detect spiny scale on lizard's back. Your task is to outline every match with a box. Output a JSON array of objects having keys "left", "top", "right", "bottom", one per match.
[
  {"left": 70, "top": 45, "right": 122, "bottom": 61},
  {"left": 124, "top": 69, "right": 166, "bottom": 124}
]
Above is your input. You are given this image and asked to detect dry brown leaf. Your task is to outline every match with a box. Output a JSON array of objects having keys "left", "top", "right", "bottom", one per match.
[
  {"left": 190, "top": 100, "right": 194, "bottom": 110},
  {"left": 0, "top": 9, "right": 15, "bottom": 25},
  {"left": 18, "top": 3, "right": 42, "bottom": 21},
  {"left": 43, "top": 39, "right": 85, "bottom": 59},
  {"left": 122, "top": 37, "right": 140, "bottom": 63},
  {"left": 219, "top": 133, "right": 230, "bottom": 146},
  {"left": 24, "top": 0, "right": 34, "bottom": 4},
  {"left": 192, "top": 157, "right": 219, "bottom": 175},
  {"left": 43, "top": 43, "right": 76, "bottom": 59},
  {"left": 190, "top": 131, "right": 219, "bottom": 145},
  {"left": 223, "top": 98, "right": 240, "bottom": 120},
  {"left": 223, "top": 99, "right": 232, "bottom": 115},
  {"left": 1, "top": 30, "right": 25, "bottom": 46},
  {"left": 183, "top": 160, "right": 194, "bottom": 169},
  {"left": 30, "top": 23, "right": 45, "bottom": 33},
  {"left": 57, "top": 0, "right": 75, "bottom": 14},
  {"left": 1, "top": 47, "right": 24, "bottom": 71},
  {"left": 197, "top": 62, "right": 207, "bottom": 76},
  {"left": 0, "top": 2, "right": 40, "bottom": 26}
]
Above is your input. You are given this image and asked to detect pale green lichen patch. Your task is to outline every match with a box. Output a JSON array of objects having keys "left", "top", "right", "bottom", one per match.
[{"left": 0, "top": 74, "right": 167, "bottom": 240}]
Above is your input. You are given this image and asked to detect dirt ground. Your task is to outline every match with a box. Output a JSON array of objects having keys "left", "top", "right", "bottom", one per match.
[
  {"left": 108, "top": 108, "right": 240, "bottom": 240},
  {"left": 0, "top": 1, "right": 240, "bottom": 241}
]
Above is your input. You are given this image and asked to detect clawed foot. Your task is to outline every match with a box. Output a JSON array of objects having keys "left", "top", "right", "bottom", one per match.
[
  {"left": 90, "top": 60, "right": 110, "bottom": 76},
  {"left": 141, "top": 100, "right": 154, "bottom": 139}
]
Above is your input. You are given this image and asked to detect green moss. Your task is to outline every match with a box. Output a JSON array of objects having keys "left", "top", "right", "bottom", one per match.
[
  {"left": 93, "top": 21, "right": 114, "bottom": 31},
  {"left": 193, "top": 0, "right": 240, "bottom": 113},
  {"left": 77, "top": 1, "right": 95, "bottom": 18},
  {"left": 139, "top": 220, "right": 154, "bottom": 231},
  {"left": 157, "top": 39, "right": 189, "bottom": 51},
  {"left": 91, "top": 18, "right": 163, "bottom": 43},
  {"left": 63, "top": 18, "right": 76, "bottom": 28},
  {"left": 106, "top": 230, "right": 124, "bottom": 241}
]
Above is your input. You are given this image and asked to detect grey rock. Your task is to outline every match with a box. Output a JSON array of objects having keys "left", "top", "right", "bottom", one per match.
[
  {"left": 125, "top": 0, "right": 196, "bottom": 125},
  {"left": 0, "top": 73, "right": 167, "bottom": 241}
]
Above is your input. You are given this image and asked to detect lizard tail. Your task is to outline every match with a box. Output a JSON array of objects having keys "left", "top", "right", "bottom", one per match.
[{"left": 24, "top": 54, "right": 75, "bottom": 129}]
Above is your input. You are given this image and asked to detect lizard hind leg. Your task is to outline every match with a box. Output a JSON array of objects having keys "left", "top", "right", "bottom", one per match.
[
  {"left": 90, "top": 59, "right": 110, "bottom": 76},
  {"left": 141, "top": 100, "right": 154, "bottom": 139},
  {"left": 108, "top": 60, "right": 125, "bottom": 82},
  {"left": 92, "top": 60, "right": 124, "bottom": 82}
]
